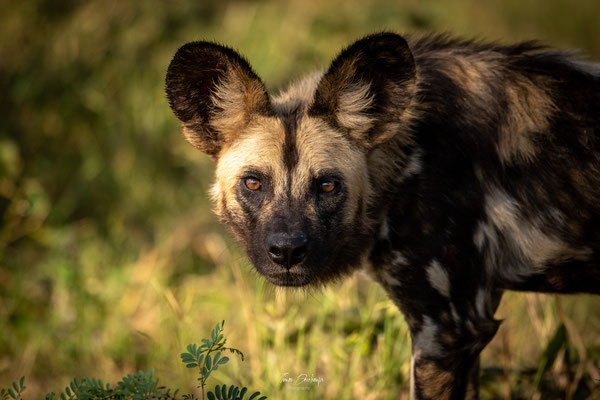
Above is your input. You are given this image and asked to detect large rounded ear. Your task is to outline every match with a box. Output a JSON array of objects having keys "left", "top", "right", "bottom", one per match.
[
  {"left": 309, "top": 32, "right": 416, "bottom": 149},
  {"left": 166, "top": 42, "right": 272, "bottom": 158}
]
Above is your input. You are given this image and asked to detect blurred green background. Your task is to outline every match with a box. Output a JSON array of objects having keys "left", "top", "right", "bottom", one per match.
[{"left": 1, "top": 0, "right": 599, "bottom": 398}]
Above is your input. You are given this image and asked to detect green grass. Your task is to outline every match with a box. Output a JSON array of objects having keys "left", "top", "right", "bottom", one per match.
[{"left": 1, "top": 0, "right": 600, "bottom": 398}]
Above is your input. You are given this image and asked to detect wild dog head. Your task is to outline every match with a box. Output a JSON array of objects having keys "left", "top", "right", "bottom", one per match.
[{"left": 166, "top": 33, "right": 416, "bottom": 287}]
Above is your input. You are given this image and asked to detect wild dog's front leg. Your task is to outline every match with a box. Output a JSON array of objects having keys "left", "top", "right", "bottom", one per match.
[
  {"left": 372, "top": 254, "right": 502, "bottom": 399},
  {"left": 409, "top": 317, "right": 494, "bottom": 400},
  {"left": 406, "top": 294, "right": 501, "bottom": 400}
]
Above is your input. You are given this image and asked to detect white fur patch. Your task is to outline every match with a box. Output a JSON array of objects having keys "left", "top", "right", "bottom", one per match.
[
  {"left": 381, "top": 268, "right": 402, "bottom": 287},
  {"left": 475, "top": 288, "right": 487, "bottom": 318},
  {"left": 570, "top": 59, "right": 600, "bottom": 76},
  {"left": 392, "top": 250, "right": 408, "bottom": 266},
  {"left": 450, "top": 303, "right": 460, "bottom": 324},
  {"left": 426, "top": 260, "right": 451, "bottom": 298},
  {"left": 400, "top": 148, "right": 423, "bottom": 181},
  {"left": 379, "top": 218, "right": 389, "bottom": 239},
  {"left": 473, "top": 220, "right": 496, "bottom": 251},
  {"left": 409, "top": 355, "right": 416, "bottom": 400},
  {"left": 413, "top": 316, "right": 443, "bottom": 357}
]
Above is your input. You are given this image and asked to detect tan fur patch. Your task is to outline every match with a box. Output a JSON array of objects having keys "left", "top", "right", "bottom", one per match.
[
  {"left": 209, "top": 65, "right": 270, "bottom": 144},
  {"left": 335, "top": 81, "right": 375, "bottom": 133},
  {"left": 443, "top": 54, "right": 494, "bottom": 101},
  {"left": 440, "top": 52, "right": 556, "bottom": 164},
  {"left": 368, "top": 78, "right": 418, "bottom": 148},
  {"left": 465, "top": 379, "right": 478, "bottom": 400},
  {"left": 211, "top": 116, "right": 286, "bottom": 218},
  {"left": 498, "top": 77, "right": 555, "bottom": 163},
  {"left": 414, "top": 359, "right": 453, "bottom": 400},
  {"left": 439, "top": 332, "right": 456, "bottom": 346},
  {"left": 294, "top": 117, "right": 369, "bottom": 225},
  {"left": 484, "top": 187, "right": 592, "bottom": 270}
]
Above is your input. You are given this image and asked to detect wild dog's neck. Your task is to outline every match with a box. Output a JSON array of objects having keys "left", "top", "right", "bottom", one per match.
[{"left": 365, "top": 131, "right": 420, "bottom": 230}]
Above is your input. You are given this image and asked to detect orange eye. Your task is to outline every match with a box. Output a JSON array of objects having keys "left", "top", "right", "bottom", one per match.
[
  {"left": 320, "top": 181, "right": 336, "bottom": 193},
  {"left": 245, "top": 178, "right": 261, "bottom": 191}
]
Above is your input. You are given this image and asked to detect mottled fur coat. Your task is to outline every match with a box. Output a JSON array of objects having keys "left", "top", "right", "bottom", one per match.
[{"left": 166, "top": 33, "right": 600, "bottom": 399}]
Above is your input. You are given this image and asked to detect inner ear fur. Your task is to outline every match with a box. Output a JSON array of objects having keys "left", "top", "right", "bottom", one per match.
[
  {"left": 165, "top": 42, "right": 272, "bottom": 157},
  {"left": 309, "top": 32, "right": 417, "bottom": 148}
]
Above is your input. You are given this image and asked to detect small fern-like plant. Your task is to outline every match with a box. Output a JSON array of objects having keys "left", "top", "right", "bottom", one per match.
[
  {"left": 0, "top": 377, "right": 25, "bottom": 400},
  {"left": 1, "top": 320, "right": 266, "bottom": 400},
  {"left": 180, "top": 321, "right": 266, "bottom": 400},
  {"left": 43, "top": 369, "right": 178, "bottom": 400}
]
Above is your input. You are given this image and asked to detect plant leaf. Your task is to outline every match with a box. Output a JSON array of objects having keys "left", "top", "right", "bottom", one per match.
[
  {"left": 218, "top": 357, "right": 229, "bottom": 365},
  {"left": 187, "top": 344, "right": 196, "bottom": 354},
  {"left": 181, "top": 353, "right": 195, "bottom": 363},
  {"left": 533, "top": 323, "right": 566, "bottom": 390}
]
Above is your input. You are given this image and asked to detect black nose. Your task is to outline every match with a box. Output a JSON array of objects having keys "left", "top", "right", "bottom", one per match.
[{"left": 267, "top": 232, "right": 308, "bottom": 268}]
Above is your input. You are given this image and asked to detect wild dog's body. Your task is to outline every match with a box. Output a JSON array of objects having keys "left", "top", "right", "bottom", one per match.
[{"left": 166, "top": 33, "right": 600, "bottom": 399}]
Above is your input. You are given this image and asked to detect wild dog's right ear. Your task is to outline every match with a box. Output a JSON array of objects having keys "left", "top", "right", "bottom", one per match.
[
  {"left": 309, "top": 33, "right": 416, "bottom": 149},
  {"left": 166, "top": 42, "right": 271, "bottom": 158}
]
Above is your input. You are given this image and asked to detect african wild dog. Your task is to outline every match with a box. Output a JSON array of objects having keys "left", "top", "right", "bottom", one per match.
[{"left": 166, "top": 33, "right": 600, "bottom": 399}]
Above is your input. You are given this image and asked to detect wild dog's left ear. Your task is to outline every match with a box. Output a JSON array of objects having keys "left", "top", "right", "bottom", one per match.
[
  {"left": 165, "top": 42, "right": 272, "bottom": 158},
  {"left": 309, "top": 33, "right": 416, "bottom": 148}
]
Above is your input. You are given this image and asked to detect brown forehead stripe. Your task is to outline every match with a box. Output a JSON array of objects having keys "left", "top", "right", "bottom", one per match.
[{"left": 281, "top": 108, "right": 301, "bottom": 171}]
